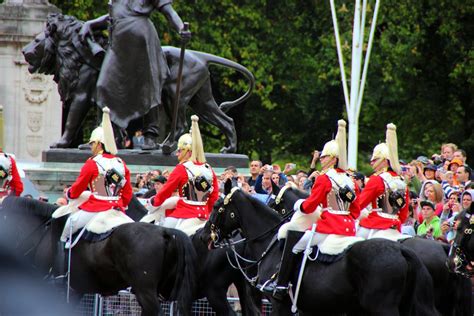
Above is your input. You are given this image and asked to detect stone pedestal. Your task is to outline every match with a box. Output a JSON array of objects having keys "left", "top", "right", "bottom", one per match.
[{"left": 0, "top": 0, "right": 61, "bottom": 161}]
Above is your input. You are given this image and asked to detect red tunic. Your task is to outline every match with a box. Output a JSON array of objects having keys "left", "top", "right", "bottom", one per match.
[
  {"left": 301, "top": 169, "right": 360, "bottom": 236},
  {"left": 152, "top": 162, "right": 219, "bottom": 219},
  {"left": 358, "top": 171, "right": 409, "bottom": 231},
  {"left": 67, "top": 153, "right": 133, "bottom": 212},
  {"left": 8, "top": 157, "right": 23, "bottom": 196}
]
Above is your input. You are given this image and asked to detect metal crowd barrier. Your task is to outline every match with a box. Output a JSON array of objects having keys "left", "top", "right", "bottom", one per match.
[{"left": 77, "top": 291, "right": 274, "bottom": 315}]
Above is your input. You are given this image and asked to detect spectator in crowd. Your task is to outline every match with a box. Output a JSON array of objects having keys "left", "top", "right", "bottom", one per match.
[
  {"left": 440, "top": 190, "right": 461, "bottom": 222},
  {"left": 441, "top": 143, "right": 457, "bottom": 162},
  {"left": 456, "top": 165, "right": 472, "bottom": 189},
  {"left": 453, "top": 149, "right": 467, "bottom": 164},
  {"left": 162, "top": 169, "right": 170, "bottom": 179},
  {"left": 417, "top": 200, "right": 442, "bottom": 239},
  {"left": 270, "top": 164, "right": 288, "bottom": 186},
  {"left": 448, "top": 158, "right": 463, "bottom": 185},
  {"left": 271, "top": 172, "right": 280, "bottom": 186},
  {"left": 401, "top": 191, "right": 418, "bottom": 236},
  {"left": 352, "top": 172, "right": 365, "bottom": 191},
  {"left": 423, "top": 164, "right": 437, "bottom": 181},
  {"left": 405, "top": 160, "right": 423, "bottom": 193},
  {"left": 246, "top": 160, "right": 262, "bottom": 188},
  {"left": 461, "top": 189, "right": 473, "bottom": 210},
  {"left": 143, "top": 175, "right": 167, "bottom": 199},
  {"left": 416, "top": 155, "right": 430, "bottom": 166},
  {"left": 417, "top": 180, "right": 444, "bottom": 222},
  {"left": 306, "top": 150, "right": 320, "bottom": 176},
  {"left": 255, "top": 167, "right": 273, "bottom": 194},
  {"left": 298, "top": 175, "right": 308, "bottom": 192},
  {"left": 132, "top": 130, "right": 145, "bottom": 149}
]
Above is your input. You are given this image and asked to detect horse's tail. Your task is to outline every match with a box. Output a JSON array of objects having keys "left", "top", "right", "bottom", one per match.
[
  {"left": 168, "top": 229, "right": 197, "bottom": 315},
  {"left": 400, "top": 246, "right": 439, "bottom": 316},
  {"left": 189, "top": 50, "right": 255, "bottom": 113}
]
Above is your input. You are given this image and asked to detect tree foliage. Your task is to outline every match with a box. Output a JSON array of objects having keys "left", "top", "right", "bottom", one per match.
[{"left": 48, "top": 0, "right": 473, "bottom": 167}]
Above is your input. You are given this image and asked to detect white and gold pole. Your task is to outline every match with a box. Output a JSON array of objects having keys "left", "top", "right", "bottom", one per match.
[{"left": 329, "top": 0, "right": 381, "bottom": 169}]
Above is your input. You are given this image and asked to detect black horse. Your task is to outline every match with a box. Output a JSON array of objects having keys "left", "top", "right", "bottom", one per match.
[
  {"left": 125, "top": 196, "right": 262, "bottom": 316},
  {"left": 269, "top": 183, "right": 472, "bottom": 316},
  {"left": 209, "top": 181, "right": 439, "bottom": 316},
  {"left": 0, "top": 196, "right": 196, "bottom": 316},
  {"left": 447, "top": 207, "right": 474, "bottom": 285}
]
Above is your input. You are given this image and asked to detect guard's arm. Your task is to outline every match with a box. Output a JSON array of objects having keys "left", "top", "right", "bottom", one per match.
[{"left": 8, "top": 158, "right": 23, "bottom": 196}]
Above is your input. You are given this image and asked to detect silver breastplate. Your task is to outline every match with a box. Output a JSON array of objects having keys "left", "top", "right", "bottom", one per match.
[
  {"left": 92, "top": 155, "right": 126, "bottom": 197},
  {"left": 326, "top": 169, "right": 355, "bottom": 211},
  {"left": 182, "top": 161, "right": 214, "bottom": 203},
  {"left": 377, "top": 172, "right": 407, "bottom": 214}
]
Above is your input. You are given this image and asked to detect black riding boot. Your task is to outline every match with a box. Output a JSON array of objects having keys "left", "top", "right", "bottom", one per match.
[
  {"left": 262, "top": 230, "right": 304, "bottom": 299},
  {"left": 50, "top": 218, "right": 68, "bottom": 285}
]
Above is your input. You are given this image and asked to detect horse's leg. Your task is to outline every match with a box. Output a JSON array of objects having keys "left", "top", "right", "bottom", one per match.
[
  {"left": 134, "top": 289, "right": 160, "bottom": 316},
  {"left": 234, "top": 278, "right": 262, "bottom": 316},
  {"left": 269, "top": 296, "right": 295, "bottom": 316},
  {"left": 190, "top": 78, "right": 237, "bottom": 153},
  {"left": 206, "top": 287, "right": 236, "bottom": 316}
]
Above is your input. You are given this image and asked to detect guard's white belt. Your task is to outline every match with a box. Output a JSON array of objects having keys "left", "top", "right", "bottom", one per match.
[
  {"left": 372, "top": 208, "right": 399, "bottom": 220},
  {"left": 322, "top": 207, "right": 350, "bottom": 215},
  {"left": 182, "top": 199, "right": 207, "bottom": 206},
  {"left": 92, "top": 194, "right": 120, "bottom": 201}
]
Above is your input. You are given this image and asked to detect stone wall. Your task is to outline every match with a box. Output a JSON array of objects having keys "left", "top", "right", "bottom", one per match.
[{"left": 0, "top": 0, "right": 61, "bottom": 161}]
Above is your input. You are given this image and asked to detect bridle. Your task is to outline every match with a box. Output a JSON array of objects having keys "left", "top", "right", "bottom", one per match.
[
  {"left": 272, "top": 183, "right": 298, "bottom": 216},
  {"left": 448, "top": 211, "right": 474, "bottom": 278},
  {"left": 209, "top": 187, "right": 294, "bottom": 284}
]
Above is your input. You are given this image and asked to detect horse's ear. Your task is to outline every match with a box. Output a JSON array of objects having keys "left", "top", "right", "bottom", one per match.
[
  {"left": 224, "top": 178, "right": 232, "bottom": 194},
  {"left": 271, "top": 180, "right": 280, "bottom": 195}
]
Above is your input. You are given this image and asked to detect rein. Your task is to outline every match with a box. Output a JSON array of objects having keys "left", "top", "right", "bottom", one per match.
[
  {"left": 17, "top": 217, "right": 53, "bottom": 257},
  {"left": 211, "top": 188, "right": 290, "bottom": 284}
]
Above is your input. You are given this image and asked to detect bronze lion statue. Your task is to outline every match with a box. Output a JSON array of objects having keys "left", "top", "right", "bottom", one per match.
[{"left": 23, "top": 13, "right": 254, "bottom": 153}]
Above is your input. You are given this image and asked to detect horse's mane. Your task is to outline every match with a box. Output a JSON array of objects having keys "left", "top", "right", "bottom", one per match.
[{"left": 2, "top": 196, "right": 58, "bottom": 219}]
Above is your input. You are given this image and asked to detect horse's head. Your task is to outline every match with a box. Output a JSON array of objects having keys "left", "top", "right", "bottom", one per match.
[
  {"left": 447, "top": 206, "right": 474, "bottom": 278},
  {"left": 268, "top": 182, "right": 308, "bottom": 217},
  {"left": 209, "top": 179, "right": 243, "bottom": 248},
  {"left": 22, "top": 13, "right": 83, "bottom": 75}
]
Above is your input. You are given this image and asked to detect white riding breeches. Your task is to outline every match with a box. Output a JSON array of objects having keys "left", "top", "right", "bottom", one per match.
[
  {"left": 161, "top": 217, "right": 206, "bottom": 236},
  {"left": 60, "top": 210, "right": 97, "bottom": 242},
  {"left": 292, "top": 231, "right": 328, "bottom": 254}
]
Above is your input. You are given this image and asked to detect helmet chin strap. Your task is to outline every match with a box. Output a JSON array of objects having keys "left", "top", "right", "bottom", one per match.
[
  {"left": 372, "top": 158, "right": 387, "bottom": 173},
  {"left": 321, "top": 156, "right": 336, "bottom": 171}
]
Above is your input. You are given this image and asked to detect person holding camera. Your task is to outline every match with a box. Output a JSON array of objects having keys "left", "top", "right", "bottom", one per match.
[
  {"left": 356, "top": 123, "right": 410, "bottom": 240},
  {"left": 150, "top": 116, "right": 218, "bottom": 236}
]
